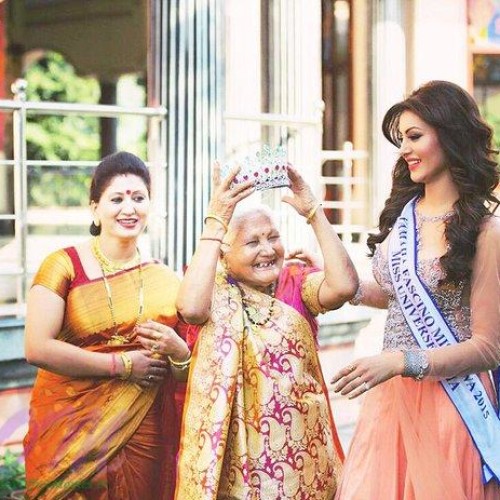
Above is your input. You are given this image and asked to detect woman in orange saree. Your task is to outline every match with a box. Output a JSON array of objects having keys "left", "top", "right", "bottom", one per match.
[
  {"left": 24, "top": 152, "right": 192, "bottom": 499},
  {"left": 175, "top": 163, "right": 359, "bottom": 499}
]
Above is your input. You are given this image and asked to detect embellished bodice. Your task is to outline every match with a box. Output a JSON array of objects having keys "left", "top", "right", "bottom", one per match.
[{"left": 373, "top": 245, "right": 472, "bottom": 352}]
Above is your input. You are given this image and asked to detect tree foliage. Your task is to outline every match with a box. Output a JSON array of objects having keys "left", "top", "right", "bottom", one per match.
[{"left": 25, "top": 51, "right": 100, "bottom": 207}]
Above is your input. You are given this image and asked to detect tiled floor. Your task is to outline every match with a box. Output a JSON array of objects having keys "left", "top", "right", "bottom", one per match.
[
  {"left": 318, "top": 342, "right": 360, "bottom": 452},
  {"left": 318, "top": 310, "right": 387, "bottom": 452}
]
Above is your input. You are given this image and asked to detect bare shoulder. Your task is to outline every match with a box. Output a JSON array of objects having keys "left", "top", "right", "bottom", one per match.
[
  {"left": 480, "top": 214, "right": 500, "bottom": 237},
  {"left": 477, "top": 215, "right": 500, "bottom": 256}
]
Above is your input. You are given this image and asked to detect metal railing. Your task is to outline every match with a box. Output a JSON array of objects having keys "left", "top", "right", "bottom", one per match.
[
  {"left": 223, "top": 112, "right": 369, "bottom": 247},
  {"left": 0, "top": 79, "right": 167, "bottom": 318},
  {"left": 223, "top": 110, "right": 324, "bottom": 250},
  {"left": 321, "top": 141, "right": 369, "bottom": 243}
]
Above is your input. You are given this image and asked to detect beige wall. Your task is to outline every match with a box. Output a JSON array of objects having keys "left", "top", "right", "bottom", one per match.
[{"left": 409, "top": 0, "right": 468, "bottom": 90}]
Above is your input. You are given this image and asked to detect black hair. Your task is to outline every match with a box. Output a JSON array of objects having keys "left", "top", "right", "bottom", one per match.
[
  {"left": 89, "top": 151, "right": 151, "bottom": 236},
  {"left": 367, "top": 80, "right": 499, "bottom": 285}
]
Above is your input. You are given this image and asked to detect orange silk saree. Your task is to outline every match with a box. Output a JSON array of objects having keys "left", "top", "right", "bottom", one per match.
[{"left": 24, "top": 248, "right": 185, "bottom": 499}]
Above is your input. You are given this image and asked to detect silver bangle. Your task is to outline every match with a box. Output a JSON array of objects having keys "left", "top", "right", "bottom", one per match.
[
  {"left": 402, "top": 350, "right": 429, "bottom": 381},
  {"left": 349, "top": 282, "right": 364, "bottom": 306}
]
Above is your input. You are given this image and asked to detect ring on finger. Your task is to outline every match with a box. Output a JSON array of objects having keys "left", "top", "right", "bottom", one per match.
[
  {"left": 363, "top": 381, "right": 370, "bottom": 392},
  {"left": 347, "top": 364, "right": 356, "bottom": 373},
  {"left": 151, "top": 343, "right": 159, "bottom": 352},
  {"left": 148, "top": 375, "right": 154, "bottom": 381}
]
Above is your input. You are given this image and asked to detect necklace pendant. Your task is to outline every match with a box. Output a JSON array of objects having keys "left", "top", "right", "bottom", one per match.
[{"left": 108, "top": 335, "right": 128, "bottom": 346}]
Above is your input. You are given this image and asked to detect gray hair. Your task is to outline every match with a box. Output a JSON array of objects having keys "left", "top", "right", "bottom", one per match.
[{"left": 223, "top": 203, "right": 278, "bottom": 245}]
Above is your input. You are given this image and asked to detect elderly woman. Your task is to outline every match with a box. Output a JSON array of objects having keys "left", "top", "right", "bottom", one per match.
[{"left": 175, "top": 163, "right": 359, "bottom": 499}]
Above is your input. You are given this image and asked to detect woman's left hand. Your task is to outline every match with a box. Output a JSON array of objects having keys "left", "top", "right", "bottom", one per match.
[
  {"left": 282, "top": 165, "right": 319, "bottom": 218},
  {"left": 331, "top": 351, "right": 404, "bottom": 399},
  {"left": 135, "top": 320, "right": 190, "bottom": 362},
  {"left": 286, "top": 248, "right": 323, "bottom": 268}
]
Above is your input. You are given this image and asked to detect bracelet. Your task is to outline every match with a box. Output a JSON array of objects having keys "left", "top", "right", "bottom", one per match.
[
  {"left": 204, "top": 214, "right": 228, "bottom": 232},
  {"left": 110, "top": 353, "right": 117, "bottom": 377},
  {"left": 306, "top": 203, "right": 322, "bottom": 224},
  {"left": 200, "top": 237, "right": 223, "bottom": 243},
  {"left": 167, "top": 352, "right": 192, "bottom": 371},
  {"left": 349, "top": 282, "right": 364, "bottom": 306},
  {"left": 402, "top": 350, "right": 429, "bottom": 381},
  {"left": 119, "top": 352, "right": 133, "bottom": 380}
]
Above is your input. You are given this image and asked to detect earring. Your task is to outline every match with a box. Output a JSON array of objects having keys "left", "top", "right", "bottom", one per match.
[
  {"left": 93, "top": 218, "right": 100, "bottom": 228},
  {"left": 90, "top": 219, "right": 101, "bottom": 236}
]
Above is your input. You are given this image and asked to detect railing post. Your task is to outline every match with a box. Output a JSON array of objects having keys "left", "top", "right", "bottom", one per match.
[
  {"left": 11, "top": 79, "right": 28, "bottom": 312},
  {"left": 342, "top": 141, "right": 354, "bottom": 243}
]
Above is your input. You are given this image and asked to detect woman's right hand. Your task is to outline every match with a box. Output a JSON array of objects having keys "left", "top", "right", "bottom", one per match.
[
  {"left": 122, "top": 350, "right": 169, "bottom": 388},
  {"left": 206, "top": 161, "right": 255, "bottom": 228}
]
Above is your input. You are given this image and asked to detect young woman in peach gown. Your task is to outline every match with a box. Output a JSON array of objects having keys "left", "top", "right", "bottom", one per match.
[{"left": 332, "top": 81, "right": 500, "bottom": 499}]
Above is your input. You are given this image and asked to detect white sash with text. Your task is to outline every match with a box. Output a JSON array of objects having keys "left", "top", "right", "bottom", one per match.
[{"left": 388, "top": 197, "right": 500, "bottom": 483}]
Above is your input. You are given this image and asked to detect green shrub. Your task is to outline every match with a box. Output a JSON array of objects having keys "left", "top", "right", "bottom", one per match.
[{"left": 0, "top": 450, "right": 25, "bottom": 498}]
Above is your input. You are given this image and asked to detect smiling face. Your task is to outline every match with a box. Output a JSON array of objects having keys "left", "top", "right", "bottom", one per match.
[
  {"left": 91, "top": 174, "right": 150, "bottom": 241},
  {"left": 398, "top": 110, "right": 450, "bottom": 185},
  {"left": 222, "top": 210, "right": 285, "bottom": 291}
]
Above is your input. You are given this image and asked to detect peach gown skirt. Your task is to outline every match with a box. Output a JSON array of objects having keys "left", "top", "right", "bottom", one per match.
[{"left": 335, "top": 375, "right": 500, "bottom": 500}]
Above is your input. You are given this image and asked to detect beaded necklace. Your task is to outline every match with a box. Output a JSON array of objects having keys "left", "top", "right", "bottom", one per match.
[
  {"left": 236, "top": 281, "right": 276, "bottom": 327},
  {"left": 415, "top": 198, "right": 454, "bottom": 258},
  {"left": 415, "top": 197, "right": 454, "bottom": 224},
  {"left": 91, "top": 237, "right": 144, "bottom": 345}
]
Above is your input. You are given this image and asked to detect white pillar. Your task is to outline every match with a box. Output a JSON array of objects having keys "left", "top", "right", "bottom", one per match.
[
  {"left": 411, "top": 0, "right": 468, "bottom": 89},
  {"left": 371, "top": 0, "right": 407, "bottom": 221}
]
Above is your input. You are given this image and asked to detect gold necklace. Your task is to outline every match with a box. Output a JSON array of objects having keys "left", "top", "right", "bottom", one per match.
[
  {"left": 91, "top": 238, "right": 144, "bottom": 345},
  {"left": 91, "top": 237, "right": 140, "bottom": 274}
]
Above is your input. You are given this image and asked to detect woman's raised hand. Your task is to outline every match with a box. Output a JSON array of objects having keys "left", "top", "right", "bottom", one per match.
[
  {"left": 206, "top": 161, "right": 255, "bottom": 227},
  {"left": 281, "top": 165, "right": 319, "bottom": 218}
]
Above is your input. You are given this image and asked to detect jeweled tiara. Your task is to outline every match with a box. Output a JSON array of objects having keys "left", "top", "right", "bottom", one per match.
[{"left": 222, "top": 145, "right": 291, "bottom": 192}]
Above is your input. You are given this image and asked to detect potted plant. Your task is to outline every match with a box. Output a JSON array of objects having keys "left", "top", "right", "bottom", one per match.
[{"left": 0, "top": 449, "right": 26, "bottom": 499}]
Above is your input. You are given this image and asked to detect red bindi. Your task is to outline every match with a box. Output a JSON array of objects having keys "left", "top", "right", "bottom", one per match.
[{"left": 126, "top": 190, "right": 131, "bottom": 195}]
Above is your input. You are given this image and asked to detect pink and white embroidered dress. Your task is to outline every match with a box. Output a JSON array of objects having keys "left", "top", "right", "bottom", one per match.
[{"left": 336, "top": 215, "right": 500, "bottom": 500}]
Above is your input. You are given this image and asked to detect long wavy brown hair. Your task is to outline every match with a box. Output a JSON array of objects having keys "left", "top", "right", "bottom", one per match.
[{"left": 367, "top": 80, "right": 499, "bottom": 285}]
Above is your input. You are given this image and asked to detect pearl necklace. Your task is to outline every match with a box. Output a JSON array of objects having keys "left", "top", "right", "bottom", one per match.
[{"left": 91, "top": 237, "right": 144, "bottom": 345}]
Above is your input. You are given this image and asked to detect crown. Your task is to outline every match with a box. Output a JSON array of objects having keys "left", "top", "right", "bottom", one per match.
[{"left": 222, "top": 145, "right": 291, "bottom": 191}]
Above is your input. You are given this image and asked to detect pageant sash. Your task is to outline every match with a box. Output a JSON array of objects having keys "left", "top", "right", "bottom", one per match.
[{"left": 388, "top": 197, "right": 500, "bottom": 483}]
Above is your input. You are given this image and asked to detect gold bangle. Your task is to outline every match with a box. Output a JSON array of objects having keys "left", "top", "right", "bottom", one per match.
[
  {"left": 167, "top": 352, "right": 191, "bottom": 371},
  {"left": 306, "top": 203, "right": 322, "bottom": 224},
  {"left": 119, "top": 352, "right": 133, "bottom": 380},
  {"left": 200, "top": 237, "right": 223, "bottom": 243},
  {"left": 204, "top": 214, "right": 228, "bottom": 232}
]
